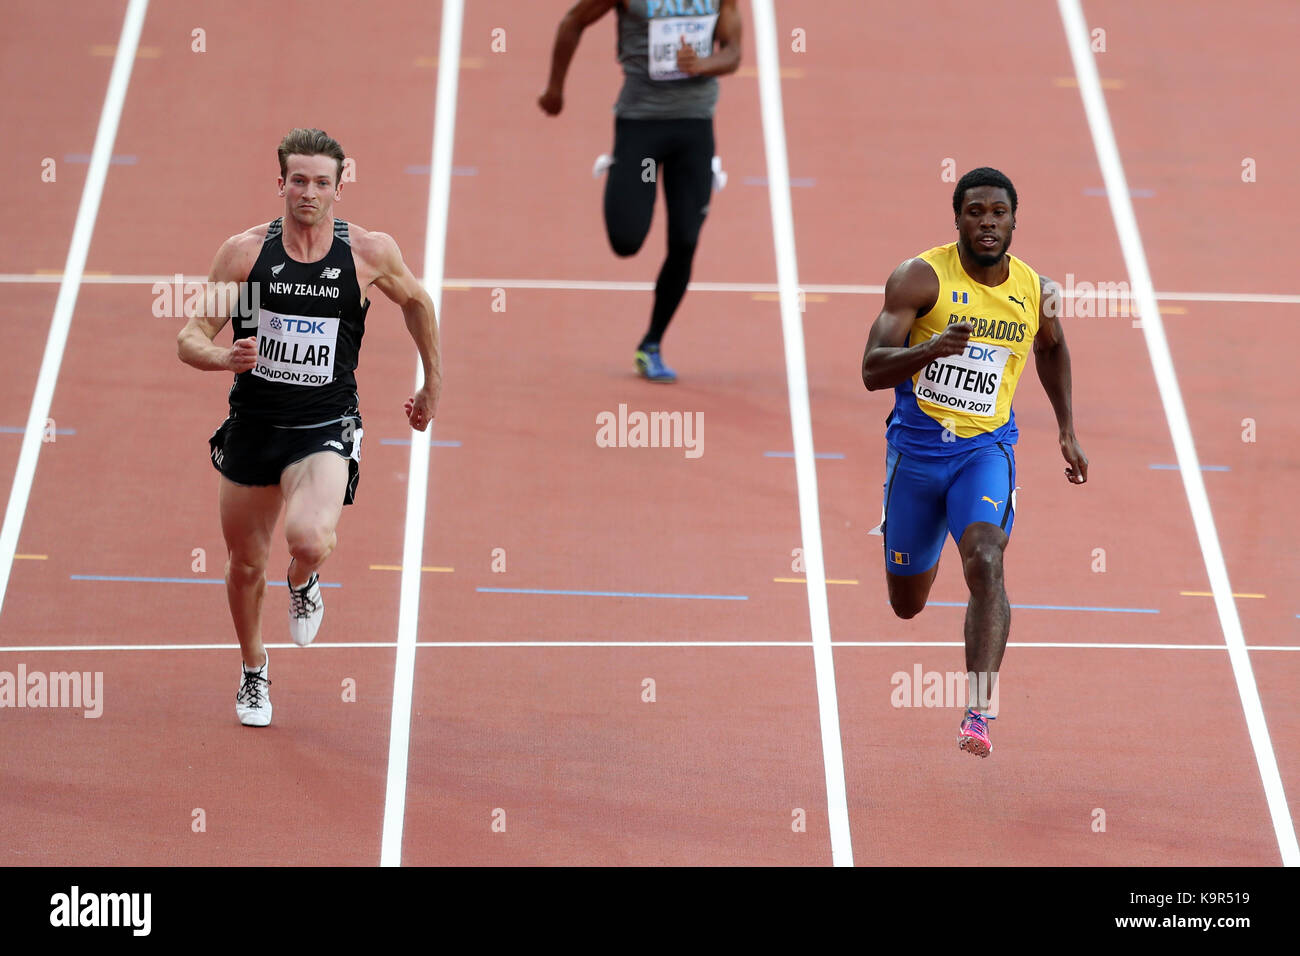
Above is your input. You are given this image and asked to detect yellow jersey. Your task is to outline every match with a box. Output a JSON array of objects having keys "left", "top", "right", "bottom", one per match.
[{"left": 887, "top": 242, "right": 1041, "bottom": 455}]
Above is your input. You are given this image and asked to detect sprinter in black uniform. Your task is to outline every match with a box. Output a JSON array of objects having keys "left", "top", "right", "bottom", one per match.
[
  {"left": 540, "top": 0, "right": 742, "bottom": 382},
  {"left": 178, "top": 128, "right": 441, "bottom": 727}
]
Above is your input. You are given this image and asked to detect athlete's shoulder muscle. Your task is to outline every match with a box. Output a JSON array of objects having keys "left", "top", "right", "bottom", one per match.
[
  {"left": 211, "top": 224, "right": 268, "bottom": 283},
  {"left": 883, "top": 257, "right": 940, "bottom": 317},
  {"left": 348, "top": 224, "right": 423, "bottom": 307},
  {"left": 189, "top": 226, "right": 265, "bottom": 339},
  {"left": 346, "top": 223, "right": 401, "bottom": 274},
  {"left": 867, "top": 257, "right": 940, "bottom": 350}
]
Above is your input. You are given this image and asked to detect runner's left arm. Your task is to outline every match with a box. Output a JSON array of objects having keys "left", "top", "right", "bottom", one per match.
[
  {"left": 366, "top": 233, "right": 442, "bottom": 431},
  {"left": 1034, "top": 275, "right": 1088, "bottom": 484},
  {"left": 677, "top": 0, "right": 741, "bottom": 77}
]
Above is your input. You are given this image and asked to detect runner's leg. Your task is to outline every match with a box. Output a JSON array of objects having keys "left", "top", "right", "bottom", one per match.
[
  {"left": 640, "top": 118, "right": 714, "bottom": 349},
  {"left": 947, "top": 444, "right": 1016, "bottom": 710},
  {"left": 604, "top": 118, "right": 660, "bottom": 257},
  {"left": 881, "top": 446, "right": 948, "bottom": 618},
  {"left": 281, "top": 451, "right": 349, "bottom": 587},
  {"left": 219, "top": 478, "right": 282, "bottom": 668}
]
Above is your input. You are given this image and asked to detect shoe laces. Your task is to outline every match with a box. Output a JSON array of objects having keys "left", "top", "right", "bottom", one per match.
[
  {"left": 964, "top": 708, "right": 995, "bottom": 726},
  {"left": 238, "top": 667, "right": 270, "bottom": 707},
  {"left": 289, "top": 575, "right": 319, "bottom": 619}
]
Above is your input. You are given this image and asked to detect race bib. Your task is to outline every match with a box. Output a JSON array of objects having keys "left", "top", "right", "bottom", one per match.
[
  {"left": 252, "top": 308, "right": 338, "bottom": 387},
  {"left": 913, "top": 338, "right": 1010, "bottom": 418},
  {"left": 647, "top": 14, "right": 718, "bottom": 80}
]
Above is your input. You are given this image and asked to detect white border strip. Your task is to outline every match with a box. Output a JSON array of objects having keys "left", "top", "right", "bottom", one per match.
[
  {"left": 379, "top": 0, "right": 463, "bottom": 869},
  {"left": 1059, "top": 0, "right": 1298, "bottom": 866},
  {"left": 751, "top": 0, "right": 853, "bottom": 867},
  {"left": 0, "top": 0, "right": 149, "bottom": 619}
]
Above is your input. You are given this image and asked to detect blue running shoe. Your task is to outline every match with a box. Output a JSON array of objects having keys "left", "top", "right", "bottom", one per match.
[{"left": 635, "top": 344, "right": 677, "bottom": 382}]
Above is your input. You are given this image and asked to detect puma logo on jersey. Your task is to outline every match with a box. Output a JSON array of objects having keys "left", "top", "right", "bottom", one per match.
[
  {"left": 1007, "top": 295, "right": 1026, "bottom": 311},
  {"left": 271, "top": 262, "right": 286, "bottom": 276},
  {"left": 981, "top": 496, "right": 1004, "bottom": 511},
  {"left": 323, "top": 440, "right": 344, "bottom": 451},
  {"left": 320, "top": 267, "right": 341, "bottom": 280}
]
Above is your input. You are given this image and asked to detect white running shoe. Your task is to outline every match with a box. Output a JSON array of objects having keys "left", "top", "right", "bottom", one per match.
[
  {"left": 288, "top": 567, "right": 324, "bottom": 646},
  {"left": 237, "top": 652, "right": 272, "bottom": 727}
]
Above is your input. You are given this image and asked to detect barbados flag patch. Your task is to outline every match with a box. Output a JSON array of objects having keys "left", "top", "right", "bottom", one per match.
[
  {"left": 951, "top": 290, "right": 969, "bottom": 304},
  {"left": 890, "top": 549, "right": 910, "bottom": 566}
]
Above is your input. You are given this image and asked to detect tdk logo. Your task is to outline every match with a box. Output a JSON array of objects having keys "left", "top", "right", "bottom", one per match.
[
  {"left": 268, "top": 316, "right": 282, "bottom": 330},
  {"left": 967, "top": 344, "right": 1001, "bottom": 362},
  {"left": 283, "top": 318, "right": 326, "bottom": 334}
]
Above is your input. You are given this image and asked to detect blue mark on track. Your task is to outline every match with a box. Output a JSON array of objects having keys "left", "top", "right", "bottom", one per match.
[
  {"left": 478, "top": 587, "right": 747, "bottom": 601},
  {"left": 765, "top": 451, "right": 844, "bottom": 459},
  {"left": 381, "top": 438, "right": 462, "bottom": 447},
  {"left": 744, "top": 176, "right": 815, "bottom": 187},
  {"left": 406, "top": 165, "right": 477, "bottom": 176},
  {"left": 71, "top": 575, "right": 341, "bottom": 588},
  {"left": 1083, "top": 186, "right": 1153, "bottom": 197},
  {"left": 64, "top": 154, "right": 137, "bottom": 165},
  {"left": 928, "top": 600, "right": 1157, "bottom": 614}
]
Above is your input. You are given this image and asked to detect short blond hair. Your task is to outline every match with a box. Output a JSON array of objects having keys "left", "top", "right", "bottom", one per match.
[{"left": 277, "top": 128, "right": 345, "bottom": 186}]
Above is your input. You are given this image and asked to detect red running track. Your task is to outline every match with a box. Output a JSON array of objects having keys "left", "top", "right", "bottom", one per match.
[{"left": 0, "top": 0, "right": 1294, "bottom": 866}]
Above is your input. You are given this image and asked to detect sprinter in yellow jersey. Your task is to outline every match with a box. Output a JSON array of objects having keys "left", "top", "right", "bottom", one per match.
[{"left": 862, "top": 167, "right": 1088, "bottom": 757}]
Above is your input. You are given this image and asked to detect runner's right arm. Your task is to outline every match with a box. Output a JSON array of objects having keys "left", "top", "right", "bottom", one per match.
[
  {"left": 538, "top": 0, "right": 620, "bottom": 115},
  {"left": 176, "top": 235, "right": 258, "bottom": 373},
  {"left": 862, "top": 258, "right": 968, "bottom": 391}
]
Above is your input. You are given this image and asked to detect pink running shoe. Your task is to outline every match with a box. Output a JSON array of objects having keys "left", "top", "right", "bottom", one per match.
[{"left": 958, "top": 708, "right": 995, "bottom": 757}]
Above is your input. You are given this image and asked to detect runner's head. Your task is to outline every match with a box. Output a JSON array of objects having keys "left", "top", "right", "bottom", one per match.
[
  {"left": 953, "top": 167, "right": 1017, "bottom": 268},
  {"left": 276, "top": 128, "right": 346, "bottom": 227}
]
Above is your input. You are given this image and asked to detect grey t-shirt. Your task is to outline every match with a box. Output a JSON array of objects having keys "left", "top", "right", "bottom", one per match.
[{"left": 614, "top": 0, "right": 720, "bottom": 120}]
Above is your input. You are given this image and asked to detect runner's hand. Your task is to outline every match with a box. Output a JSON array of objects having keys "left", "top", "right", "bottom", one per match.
[
  {"left": 1061, "top": 433, "right": 1088, "bottom": 484},
  {"left": 676, "top": 35, "right": 701, "bottom": 75},
  {"left": 538, "top": 87, "right": 563, "bottom": 115},
  {"left": 930, "top": 322, "right": 973, "bottom": 359},
  {"left": 404, "top": 387, "right": 437, "bottom": 432},
  {"left": 226, "top": 336, "right": 257, "bottom": 373}
]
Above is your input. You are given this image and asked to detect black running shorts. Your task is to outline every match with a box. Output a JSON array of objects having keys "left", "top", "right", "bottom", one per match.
[{"left": 209, "top": 412, "right": 363, "bottom": 505}]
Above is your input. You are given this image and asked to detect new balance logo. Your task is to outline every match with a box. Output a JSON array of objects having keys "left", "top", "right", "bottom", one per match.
[
  {"left": 271, "top": 262, "right": 286, "bottom": 276},
  {"left": 981, "top": 496, "right": 1004, "bottom": 512},
  {"left": 320, "top": 267, "right": 341, "bottom": 279},
  {"left": 323, "top": 440, "right": 343, "bottom": 451},
  {"left": 1008, "top": 294, "right": 1026, "bottom": 311}
]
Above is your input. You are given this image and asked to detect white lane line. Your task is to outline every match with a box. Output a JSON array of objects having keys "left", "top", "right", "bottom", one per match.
[
  {"left": 379, "top": 0, "right": 463, "bottom": 869},
  {"left": 5, "top": 271, "right": 1299, "bottom": 305},
  {"left": 751, "top": 0, "right": 853, "bottom": 868},
  {"left": 1059, "top": 0, "right": 1298, "bottom": 867},
  {"left": 3, "top": 641, "right": 1298, "bottom": 652},
  {"left": 0, "top": 0, "right": 150, "bottom": 620}
]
